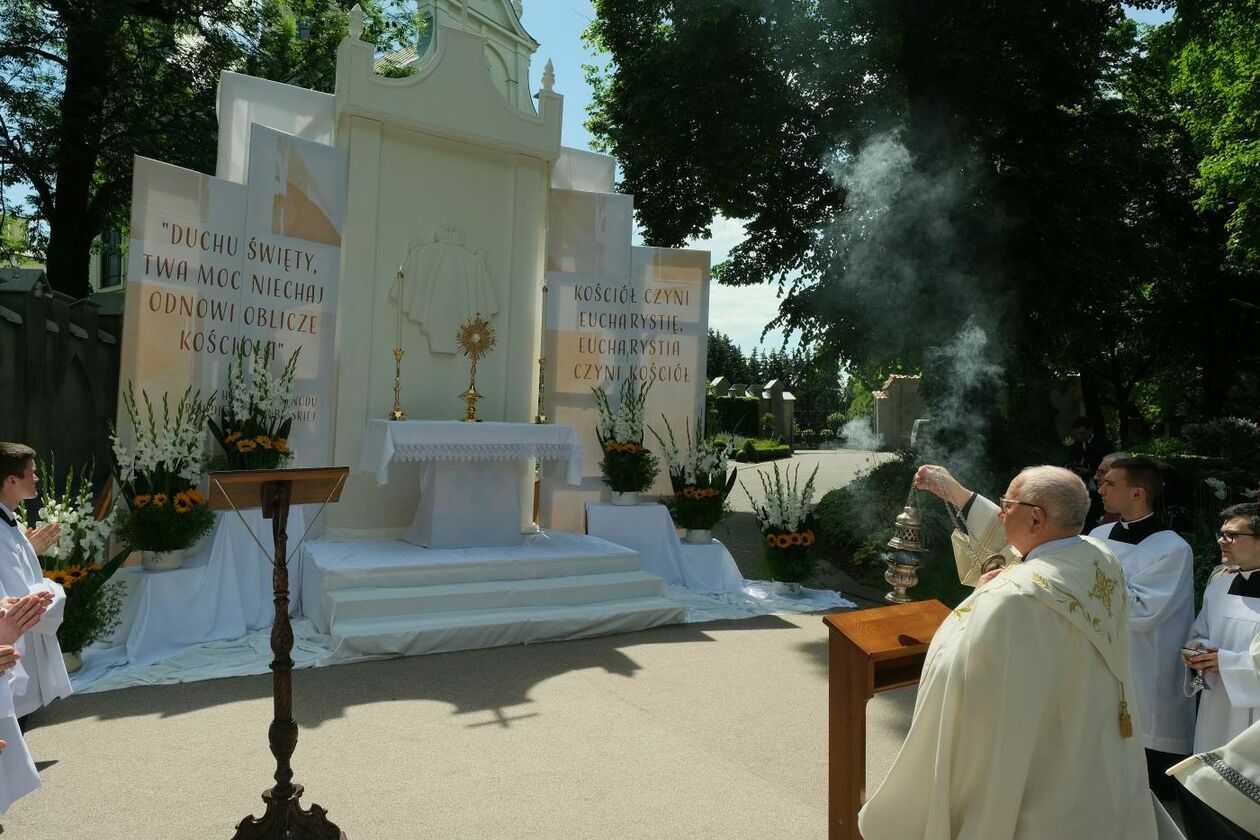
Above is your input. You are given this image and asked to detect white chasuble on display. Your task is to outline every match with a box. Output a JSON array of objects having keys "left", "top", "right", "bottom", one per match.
[
  {"left": 0, "top": 503, "right": 72, "bottom": 718},
  {"left": 1091, "top": 521, "right": 1197, "bottom": 754},
  {"left": 392, "top": 229, "right": 500, "bottom": 355},
  {"left": 1186, "top": 567, "right": 1260, "bottom": 753},
  {"left": 860, "top": 517, "right": 1158, "bottom": 839}
]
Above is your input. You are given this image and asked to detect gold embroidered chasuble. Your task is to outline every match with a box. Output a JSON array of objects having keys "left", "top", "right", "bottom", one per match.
[{"left": 859, "top": 531, "right": 1160, "bottom": 840}]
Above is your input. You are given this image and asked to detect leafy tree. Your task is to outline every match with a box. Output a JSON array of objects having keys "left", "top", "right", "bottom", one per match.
[
  {"left": 585, "top": 0, "right": 1245, "bottom": 460},
  {"left": 705, "top": 328, "right": 751, "bottom": 383},
  {"left": 1170, "top": 0, "right": 1260, "bottom": 269},
  {"left": 0, "top": 0, "right": 419, "bottom": 299}
]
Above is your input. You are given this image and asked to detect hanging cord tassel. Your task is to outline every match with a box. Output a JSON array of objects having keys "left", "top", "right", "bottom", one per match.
[{"left": 1119, "top": 685, "right": 1134, "bottom": 738}]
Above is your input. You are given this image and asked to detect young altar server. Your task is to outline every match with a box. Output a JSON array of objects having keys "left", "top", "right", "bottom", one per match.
[
  {"left": 0, "top": 594, "right": 53, "bottom": 813},
  {"left": 1184, "top": 503, "right": 1260, "bottom": 754},
  {"left": 1092, "top": 456, "right": 1196, "bottom": 797},
  {"left": 0, "top": 443, "right": 70, "bottom": 717}
]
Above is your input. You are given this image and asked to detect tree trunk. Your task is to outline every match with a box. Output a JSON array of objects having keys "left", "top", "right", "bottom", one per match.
[{"left": 43, "top": 13, "right": 120, "bottom": 300}]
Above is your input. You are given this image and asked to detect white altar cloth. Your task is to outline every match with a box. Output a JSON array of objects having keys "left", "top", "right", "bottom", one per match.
[
  {"left": 359, "top": 419, "right": 583, "bottom": 486},
  {"left": 360, "top": 419, "right": 583, "bottom": 548},
  {"left": 96, "top": 508, "right": 306, "bottom": 667},
  {"left": 585, "top": 502, "right": 744, "bottom": 594}
]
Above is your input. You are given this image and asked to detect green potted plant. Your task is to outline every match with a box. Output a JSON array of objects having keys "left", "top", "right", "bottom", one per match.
[
  {"left": 208, "top": 345, "right": 301, "bottom": 470},
  {"left": 743, "top": 463, "right": 821, "bottom": 592},
  {"left": 650, "top": 416, "right": 737, "bottom": 543},
  {"left": 593, "top": 379, "right": 659, "bottom": 505},
  {"left": 110, "top": 385, "right": 215, "bottom": 570}
]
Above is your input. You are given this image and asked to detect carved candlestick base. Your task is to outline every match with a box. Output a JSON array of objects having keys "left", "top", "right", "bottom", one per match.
[
  {"left": 459, "top": 384, "right": 482, "bottom": 422},
  {"left": 389, "top": 346, "right": 406, "bottom": 421}
]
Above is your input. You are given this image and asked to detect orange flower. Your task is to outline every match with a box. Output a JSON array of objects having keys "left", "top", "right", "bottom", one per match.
[
  {"left": 274, "top": 438, "right": 289, "bottom": 453},
  {"left": 255, "top": 435, "right": 273, "bottom": 448},
  {"left": 802, "top": 530, "right": 815, "bottom": 546},
  {"left": 133, "top": 494, "right": 152, "bottom": 508},
  {"left": 765, "top": 534, "right": 777, "bottom": 547},
  {"left": 789, "top": 532, "right": 803, "bottom": 546},
  {"left": 173, "top": 493, "right": 193, "bottom": 513},
  {"left": 185, "top": 489, "right": 205, "bottom": 505},
  {"left": 236, "top": 439, "right": 257, "bottom": 453},
  {"left": 776, "top": 534, "right": 792, "bottom": 549},
  {"left": 152, "top": 493, "right": 169, "bottom": 507},
  {"left": 225, "top": 431, "right": 241, "bottom": 444}
]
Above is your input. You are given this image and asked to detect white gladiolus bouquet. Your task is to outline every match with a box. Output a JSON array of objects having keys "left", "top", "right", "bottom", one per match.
[
  {"left": 110, "top": 384, "right": 215, "bottom": 552},
  {"left": 19, "top": 459, "right": 127, "bottom": 656},
  {"left": 743, "top": 462, "right": 820, "bottom": 536},
  {"left": 111, "top": 384, "right": 211, "bottom": 489},
  {"left": 744, "top": 462, "right": 821, "bottom": 584},
  {"left": 649, "top": 416, "right": 736, "bottom": 530},
  {"left": 22, "top": 460, "right": 112, "bottom": 570},
  {"left": 208, "top": 344, "right": 300, "bottom": 469},
  {"left": 592, "top": 379, "right": 659, "bottom": 493}
]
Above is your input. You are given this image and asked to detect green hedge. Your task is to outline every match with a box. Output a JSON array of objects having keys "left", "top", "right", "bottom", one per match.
[
  {"left": 713, "top": 396, "right": 760, "bottom": 436},
  {"left": 735, "top": 440, "right": 793, "bottom": 462}
]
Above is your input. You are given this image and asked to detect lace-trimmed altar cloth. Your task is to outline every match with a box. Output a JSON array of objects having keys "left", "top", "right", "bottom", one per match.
[{"left": 360, "top": 419, "right": 584, "bottom": 486}]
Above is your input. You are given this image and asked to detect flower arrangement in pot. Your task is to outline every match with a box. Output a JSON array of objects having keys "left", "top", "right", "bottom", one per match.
[
  {"left": 593, "top": 379, "right": 659, "bottom": 505},
  {"left": 743, "top": 463, "right": 821, "bottom": 592},
  {"left": 20, "top": 459, "right": 128, "bottom": 671},
  {"left": 649, "top": 416, "right": 737, "bottom": 543},
  {"left": 110, "top": 385, "right": 216, "bottom": 571},
  {"left": 208, "top": 344, "right": 300, "bottom": 470}
]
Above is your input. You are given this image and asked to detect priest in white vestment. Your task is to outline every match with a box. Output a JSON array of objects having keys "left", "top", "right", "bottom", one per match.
[
  {"left": 1184, "top": 503, "right": 1260, "bottom": 755},
  {"left": 1092, "top": 455, "right": 1196, "bottom": 796},
  {"left": 0, "top": 445, "right": 72, "bottom": 717},
  {"left": 859, "top": 465, "right": 1160, "bottom": 840}
]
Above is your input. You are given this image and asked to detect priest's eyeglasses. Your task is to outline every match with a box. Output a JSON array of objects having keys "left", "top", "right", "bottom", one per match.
[
  {"left": 999, "top": 498, "right": 1042, "bottom": 513},
  {"left": 1217, "top": 530, "right": 1259, "bottom": 543}
]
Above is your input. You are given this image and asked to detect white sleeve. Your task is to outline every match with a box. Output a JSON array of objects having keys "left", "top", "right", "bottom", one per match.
[
  {"left": 964, "top": 495, "right": 1008, "bottom": 561},
  {"left": 1219, "top": 636, "right": 1260, "bottom": 708},
  {"left": 27, "top": 579, "right": 65, "bottom": 634},
  {"left": 1125, "top": 543, "right": 1193, "bottom": 631}
]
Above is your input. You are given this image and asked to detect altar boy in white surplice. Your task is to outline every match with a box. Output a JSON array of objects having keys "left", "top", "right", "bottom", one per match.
[
  {"left": 0, "top": 596, "right": 52, "bottom": 813},
  {"left": 1092, "top": 455, "right": 1196, "bottom": 798},
  {"left": 1184, "top": 503, "right": 1260, "bottom": 754},
  {"left": 860, "top": 465, "right": 1165, "bottom": 840},
  {"left": 0, "top": 443, "right": 71, "bottom": 718}
]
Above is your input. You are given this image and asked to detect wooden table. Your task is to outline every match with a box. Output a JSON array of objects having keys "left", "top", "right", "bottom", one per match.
[{"left": 823, "top": 600, "right": 950, "bottom": 840}]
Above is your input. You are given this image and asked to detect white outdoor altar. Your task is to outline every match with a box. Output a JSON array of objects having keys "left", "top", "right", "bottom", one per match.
[{"left": 360, "top": 418, "right": 582, "bottom": 547}]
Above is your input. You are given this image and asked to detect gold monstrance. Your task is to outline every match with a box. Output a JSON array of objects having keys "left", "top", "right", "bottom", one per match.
[
  {"left": 390, "top": 264, "right": 407, "bottom": 420},
  {"left": 457, "top": 312, "right": 496, "bottom": 422}
]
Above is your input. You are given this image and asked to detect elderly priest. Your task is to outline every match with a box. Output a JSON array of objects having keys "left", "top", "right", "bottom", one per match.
[{"left": 859, "top": 465, "right": 1166, "bottom": 840}]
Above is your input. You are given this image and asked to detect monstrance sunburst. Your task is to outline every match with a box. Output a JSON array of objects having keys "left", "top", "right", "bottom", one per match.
[{"left": 456, "top": 312, "right": 496, "bottom": 422}]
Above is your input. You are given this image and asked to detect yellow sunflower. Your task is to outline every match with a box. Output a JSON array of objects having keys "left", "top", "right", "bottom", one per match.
[
  {"left": 225, "top": 431, "right": 242, "bottom": 444},
  {"left": 236, "top": 439, "right": 257, "bottom": 453},
  {"left": 274, "top": 438, "right": 289, "bottom": 453},
  {"left": 185, "top": 489, "right": 205, "bottom": 505},
  {"left": 802, "top": 530, "right": 815, "bottom": 546},
  {"left": 173, "top": 493, "right": 193, "bottom": 513},
  {"left": 133, "top": 494, "right": 152, "bottom": 508},
  {"left": 255, "top": 435, "right": 273, "bottom": 448},
  {"left": 151, "top": 493, "right": 169, "bottom": 507}
]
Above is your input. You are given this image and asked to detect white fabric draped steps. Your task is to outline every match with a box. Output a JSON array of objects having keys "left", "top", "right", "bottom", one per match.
[{"left": 72, "top": 513, "right": 855, "bottom": 694}]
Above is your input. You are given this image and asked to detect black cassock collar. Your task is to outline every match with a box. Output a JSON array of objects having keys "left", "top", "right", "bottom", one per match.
[
  {"left": 1228, "top": 570, "right": 1260, "bottom": 598},
  {"left": 0, "top": 506, "right": 16, "bottom": 528}
]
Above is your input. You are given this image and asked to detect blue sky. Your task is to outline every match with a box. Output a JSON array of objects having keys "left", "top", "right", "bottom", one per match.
[{"left": 521, "top": 3, "right": 1174, "bottom": 356}]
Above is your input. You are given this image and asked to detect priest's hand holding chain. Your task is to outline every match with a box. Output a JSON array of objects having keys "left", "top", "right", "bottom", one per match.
[{"left": 913, "top": 465, "right": 974, "bottom": 509}]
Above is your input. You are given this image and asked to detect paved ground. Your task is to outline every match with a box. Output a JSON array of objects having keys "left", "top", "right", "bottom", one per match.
[{"left": 7, "top": 450, "right": 1179, "bottom": 837}]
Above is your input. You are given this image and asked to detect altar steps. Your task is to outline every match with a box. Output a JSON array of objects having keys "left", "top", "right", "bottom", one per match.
[{"left": 300, "top": 531, "right": 686, "bottom": 662}]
